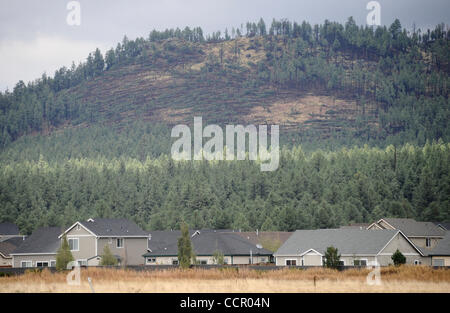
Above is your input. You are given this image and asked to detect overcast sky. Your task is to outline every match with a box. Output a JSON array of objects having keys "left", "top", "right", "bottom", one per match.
[{"left": 0, "top": 0, "right": 448, "bottom": 92}]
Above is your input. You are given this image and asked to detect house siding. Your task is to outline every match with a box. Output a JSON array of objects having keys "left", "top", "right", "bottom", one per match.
[
  {"left": 431, "top": 256, "right": 450, "bottom": 266},
  {"left": 409, "top": 237, "right": 440, "bottom": 250},
  {"left": 12, "top": 254, "right": 57, "bottom": 268},
  {"left": 0, "top": 254, "right": 11, "bottom": 267},
  {"left": 97, "top": 237, "right": 148, "bottom": 266},
  {"left": 64, "top": 226, "right": 97, "bottom": 263}
]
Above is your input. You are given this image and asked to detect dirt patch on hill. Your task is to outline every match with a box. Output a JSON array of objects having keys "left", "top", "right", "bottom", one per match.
[{"left": 245, "top": 94, "right": 358, "bottom": 126}]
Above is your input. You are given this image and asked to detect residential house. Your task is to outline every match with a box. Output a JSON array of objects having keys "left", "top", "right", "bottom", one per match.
[
  {"left": 434, "top": 222, "right": 450, "bottom": 232},
  {"left": 143, "top": 230, "right": 273, "bottom": 265},
  {"left": 428, "top": 232, "right": 450, "bottom": 266},
  {"left": 232, "top": 231, "right": 293, "bottom": 256},
  {"left": 58, "top": 218, "right": 149, "bottom": 266},
  {"left": 10, "top": 227, "right": 62, "bottom": 268},
  {"left": 0, "top": 222, "right": 21, "bottom": 241},
  {"left": 0, "top": 237, "right": 26, "bottom": 267},
  {"left": 367, "top": 218, "right": 446, "bottom": 251},
  {"left": 274, "top": 229, "right": 426, "bottom": 266}
]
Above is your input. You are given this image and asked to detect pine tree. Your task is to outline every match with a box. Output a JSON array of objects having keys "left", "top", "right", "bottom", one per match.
[
  {"left": 100, "top": 244, "right": 118, "bottom": 266},
  {"left": 324, "top": 246, "right": 341, "bottom": 269},
  {"left": 177, "top": 222, "right": 194, "bottom": 268},
  {"left": 56, "top": 236, "right": 74, "bottom": 271}
]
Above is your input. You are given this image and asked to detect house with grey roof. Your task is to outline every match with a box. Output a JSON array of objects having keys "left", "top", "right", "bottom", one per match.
[
  {"left": 0, "top": 222, "right": 21, "bottom": 240},
  {"left": 367, "top": 218, "right": 446, "bottom": 252},
  {"left": 58, "top": 218, "right": 149, "bottom": 266},
  {"left": 0, "top": 237, "right": 26, "bottom": 267},
  {"left": 10, "top": 227, "right": 62, "bottom": 268},
  {"left": 273, "top": 229, "right": 426, "bottom": 267},
  {"left": 143, "top": 230, "right": 273, "bottom": 265},
  {"left": 428, "top": 232, "right": 450, "bottom": 266}
]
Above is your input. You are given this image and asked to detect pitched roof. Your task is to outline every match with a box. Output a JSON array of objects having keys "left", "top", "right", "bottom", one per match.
[
  {"left": 428, "top": 232, "right": 450, "bottom": 256},
  {"left": 434, "top": 222, "right": 450, "bottom": 231},
  {"left": 144, "top": 230, "right": 272, "bottom": 257},
  {"left": 0, "top": 223, "right": 20, "bottom": 236},
  {"left": 381, "top": 218, "right": 445, "bottom": 237},
  {"left": 0, "top": 237, "right": 25, "bottom": 257},
  {"left": 274, "top": 229, "right": 406, "bottom": 256},
  {"left": 340, "top": 223, "right": 370, "bottom": 230},
  {"left": 232, "top": 232, "right": 293, "bottom": 252},
  {"left": 11, "top": 227, "right": 62, "bottom": 254},
  {"left": 78, "top": 218, "right": 148, "bottom": 237}
]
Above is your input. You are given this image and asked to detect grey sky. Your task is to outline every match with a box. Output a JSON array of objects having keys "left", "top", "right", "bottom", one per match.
[{"left": 0, "top": 0, "right": 448, "bottom": 91}]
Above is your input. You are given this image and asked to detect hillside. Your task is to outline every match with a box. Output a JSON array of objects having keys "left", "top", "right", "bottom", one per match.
[
  {"left": 0, "top": 18, "right": 449, "bottom": 233},
  {"left": 1, "top": 18, "right": 449, "bottom": 159}
]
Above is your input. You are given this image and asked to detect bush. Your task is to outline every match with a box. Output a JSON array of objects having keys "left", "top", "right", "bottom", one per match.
[
  {"left": 324, "top": 246, "right": 341, "bottom": 269},
  {"left": 56, "top": 236, "right": 74, "bottom": 271},
  {"left": 391, "top": 249, "right": 406, "bottom": 266}
]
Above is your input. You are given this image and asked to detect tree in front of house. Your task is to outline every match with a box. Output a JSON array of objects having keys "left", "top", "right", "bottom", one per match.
[
  {"left": 324, "top": 246, "right": 341, "bottom": 269},
  {"left": 100, "top": 245, "right": 118, "bottom": 266},
  {"left": 177, "top": 222, "right": 194, "bottom": 269},
  {"left": 56, "top": 236, "right": 74, "bottom": 271},
  {"left": 391, "top": 249, "right": 406, "bottom": 266},
  {"left": 212, "top": 250, "right": 225, "bottom": 265}
]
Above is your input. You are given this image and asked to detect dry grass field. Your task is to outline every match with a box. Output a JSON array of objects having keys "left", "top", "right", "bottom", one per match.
[{"left": 1, "top": 266, "right": 450, "bottom": 293}]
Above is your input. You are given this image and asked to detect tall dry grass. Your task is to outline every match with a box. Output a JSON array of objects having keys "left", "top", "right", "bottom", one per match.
[{"left": 1, "top": 266, "right": 449, "bottom": 293}]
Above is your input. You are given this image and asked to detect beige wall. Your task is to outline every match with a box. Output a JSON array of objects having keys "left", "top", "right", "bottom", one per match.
[
  {"left": 409, "top": 237, "right": 440, "bottom": 250},
  {"left": 97, "top": 237, "right": 148, "bottom": 266},
  {"left": 146, "top": 255, "right": 270, "bottom": 265},
  {"left": 0, "top": 254, "right": 12, "bottom": 267},
  {"left": 64, "top": 223, "right": 97, "bottom": 263},
  {"left": 64, "top": 223, "right": 149, "bottom": 266},
  {"left": 431, "top": 256, "right": 450, "bottom": 266},
  {"left": 12, "top": 254, "right": 56, "bottom": 268}
]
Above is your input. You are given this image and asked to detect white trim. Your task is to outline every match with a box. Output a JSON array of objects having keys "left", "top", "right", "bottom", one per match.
[
  {"left": 65, "top": 234, "right": 92, "bottom": 237},
  {"left": 353, "top": 258, "right": 368, "bottom": 267},
  {"left": 68, "top": 238, "right": 79, "bottom": 252},
  {"left": 299, "top": 248, "right": 323, "bottom": 256},
  {"left": 59, "top": 221, "right": 97, "bottom": 238},
  {"left": 367, "top": 222, "right": 383, "bottom": 230},
  {"left": 285, "top": 259, "right": 298, "bottom": 266},
  {"left": 376, "top": 230, "right": 424, "bottom": 256},
  {"left": 35, "top": 260, "right": 50, "bottom": 267},
  {"left": 10, "top": 252, "right": 57, "bottom": 256},
  {"left": 21, "top": 260, "right": 33, "bottom": 268},
  {"left": 116, "top": 238, "right": 124, "bottom": 248},
  {"left": 378, "top": 253, "right": 420, "bottom": 256},
  {"left": 377, "top": 219, "right": 396, "bottom": 229}
]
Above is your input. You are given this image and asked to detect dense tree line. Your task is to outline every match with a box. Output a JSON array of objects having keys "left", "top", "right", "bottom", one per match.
[{"left": 0, "top": 142, "right": 448, "bottom": 235}]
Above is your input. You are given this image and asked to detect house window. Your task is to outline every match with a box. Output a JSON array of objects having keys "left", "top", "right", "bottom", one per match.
[
  {"left": 76, "top": 224, "right": 80, "bottom": 231},
  {"left": 286, "top": 259, "right": 297, "bottom": 266},
  {"left": 414, "top": 260, "right": 421, "bottom": 265},
  {"left": 338, "top": 260, "right": 345, "bottom": 266},
  {"left": 261, "top": 257, "right": 266, "bottom": 262},
  {"left": 426, "top": 238, "right": 432, "bottom": 247},
  {"left": 116, "top": 238, "right": 124, "bottom": 248},
  {"left": 77, "top": 259, "right": 87, "bottom": 267},
  {"left": 200, "top": 260, "right": 207, "bottom": 265},
  {"left": 146, "top": 258, "right": 156, "bottom": 264},
  {"left": 224, "top": 258, "right": 228, "bottom": 265},
  {"left": 50, "top": 260, "right": 56, "bottom": 267},
  {"left": 36, "top": 261, "right": 49, "bottom": 267},
  {"left": 68, "top": 238, "right": 79, "bottom": 251},
  {"left": 354, "top": 259, "right": 367, "bottom": 267},
  {"left": 172, "top": 259, "right": 179, "bottom": 265},
  {"left": 21, "top": 261, "right": 32, "bottom": 268}
]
